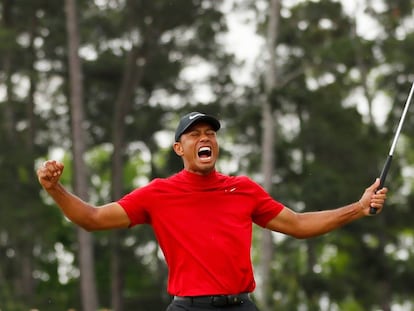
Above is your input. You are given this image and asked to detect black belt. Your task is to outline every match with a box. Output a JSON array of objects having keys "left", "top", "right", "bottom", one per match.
[{"left": 174, "top": 293, "right": 250, "bottom": 307}]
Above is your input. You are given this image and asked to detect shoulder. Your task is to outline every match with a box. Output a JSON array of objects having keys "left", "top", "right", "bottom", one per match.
[
  {"left": 142, "top": 173, "right": 186, "bottom": 192},
  {"left": 123, "top": 176, "right": 173, "bottom": 196},
  {"left": 216, "top": 173, "right": 263, "bottom": 190},
  {"left": 144, "top": 176, "right": 177, "bottom": 190},
  {"left": 228, "top": 174, "right": 260, "bottom": 187}
]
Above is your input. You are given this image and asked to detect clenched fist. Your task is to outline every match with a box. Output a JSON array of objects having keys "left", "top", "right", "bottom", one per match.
[{"left": 37, "top": 160, "right": 64, "bottom": 189}]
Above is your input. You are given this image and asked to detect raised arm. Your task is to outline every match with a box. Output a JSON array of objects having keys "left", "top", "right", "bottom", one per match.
[
  {"left": 37, "top": 160, "right": 131, "bottom": 231},
  {"left": 266, "top": 179, "right": 388, "bottom": 239}
]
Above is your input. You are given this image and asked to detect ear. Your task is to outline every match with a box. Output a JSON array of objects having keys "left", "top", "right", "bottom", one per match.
[{"left": 173, "top": 142, "right": 184, "bottom": 156}]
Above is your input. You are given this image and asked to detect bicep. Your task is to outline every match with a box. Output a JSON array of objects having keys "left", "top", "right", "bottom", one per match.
[
  {"left": 265, "top": 207, "right": 301, "bottom": 237},
  {"left": 92, "top": 202, "right": 131, "bottom": 230}
]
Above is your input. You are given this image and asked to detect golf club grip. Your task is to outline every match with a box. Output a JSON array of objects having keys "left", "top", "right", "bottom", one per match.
[{"left": 369, "top": 155, "right": 393, "bottom": 215}]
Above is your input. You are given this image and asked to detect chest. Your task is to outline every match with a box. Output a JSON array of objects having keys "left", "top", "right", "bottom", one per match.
[{"left": 148, "top": 188, "right": 255, "bottom": 229}]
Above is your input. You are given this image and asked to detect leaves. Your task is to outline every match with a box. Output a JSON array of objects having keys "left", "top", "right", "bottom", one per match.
[{"left": 1, "top": 0, "right": 414, "bottom": 310}]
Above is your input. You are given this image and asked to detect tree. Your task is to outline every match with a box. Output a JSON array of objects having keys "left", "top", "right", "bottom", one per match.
[
  {"left": 3, "top": 0, "right": 414, "bottom": 309},
  {"left": 65, "top": 0, "right": 98, "bottom": 310},
  {"left": 229, "top": 0, "right": 406, "bottom": 309},
  {"left": 256, "top": 1, "right": 281, "bottom": 311},
  {"left": 0, "top": 1, "right": 66, "bottom": 308}
]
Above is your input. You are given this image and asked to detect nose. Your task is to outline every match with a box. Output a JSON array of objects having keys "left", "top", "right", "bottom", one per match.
[{"left": 199, "top": 132, "right": 210, "bottom": 141}]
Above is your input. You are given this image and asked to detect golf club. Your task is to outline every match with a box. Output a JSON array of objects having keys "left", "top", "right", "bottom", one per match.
[{"left": 370, "top": 81, "right": 414, "bottom": 214}]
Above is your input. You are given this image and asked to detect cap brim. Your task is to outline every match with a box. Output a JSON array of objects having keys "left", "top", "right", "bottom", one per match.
[{"left": 175, "top": 114, "right": 220, "bottom": 141}]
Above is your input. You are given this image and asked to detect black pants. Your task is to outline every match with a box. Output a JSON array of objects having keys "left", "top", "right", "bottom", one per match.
[{"left": 166, "top": 298, "right": 260, "bottom": 311}]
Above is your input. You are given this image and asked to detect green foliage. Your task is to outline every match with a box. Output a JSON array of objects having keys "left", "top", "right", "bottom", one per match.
[{"left": 2, "top": 0, "right": 414, "bottom": 310}]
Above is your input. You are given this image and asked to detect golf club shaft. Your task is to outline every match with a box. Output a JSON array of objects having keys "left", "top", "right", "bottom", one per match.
[{"left": 369, "top": 81, "right": 414, "bottom": 215}]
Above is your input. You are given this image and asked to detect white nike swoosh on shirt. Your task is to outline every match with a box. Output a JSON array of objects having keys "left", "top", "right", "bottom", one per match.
[{"left": 189, "top": 113, "right": 205, "bottom": 120}]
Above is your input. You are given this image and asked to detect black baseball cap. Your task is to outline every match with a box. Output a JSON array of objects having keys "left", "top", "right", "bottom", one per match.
[{"left": 175, "top": 112, "right": 221, "bottom": 142}]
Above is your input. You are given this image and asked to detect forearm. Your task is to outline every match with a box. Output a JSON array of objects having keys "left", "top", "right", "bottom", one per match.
[
  {"left": 44, "top": 183, "right": 97, "bottom": 229},
  {"left": 38, "top": 160, "right": 130, "bottom": 231},
  {"left": 293, "top": 201, "right": 363, "bottom": 238},
  {"left": 267, "top": 201, "right": 364, "bottom": 239},
  {"left": 267, "top": 179, "right": 388, "bottom": 239}
]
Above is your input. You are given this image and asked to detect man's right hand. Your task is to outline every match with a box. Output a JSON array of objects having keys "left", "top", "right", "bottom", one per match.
[{"left": 37, "top": 160, "right": 64, "bottom": 189}]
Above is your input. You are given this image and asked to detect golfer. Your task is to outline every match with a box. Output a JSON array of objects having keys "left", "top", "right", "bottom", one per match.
[{"left": 37, "top": 112, "right": 388, "bottom": 311}]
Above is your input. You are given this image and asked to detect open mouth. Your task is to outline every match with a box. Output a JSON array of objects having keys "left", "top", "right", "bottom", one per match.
[{"left": 198, "top": 146, "right": 212, "bottom": 159}]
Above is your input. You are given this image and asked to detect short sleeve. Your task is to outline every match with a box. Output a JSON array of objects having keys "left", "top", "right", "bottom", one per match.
[
  {"left": 245, "top": 178, "right": 284, "bottom": 227},
  {"left": 117, "top": 186, "right": 152, "bottom": 226}
]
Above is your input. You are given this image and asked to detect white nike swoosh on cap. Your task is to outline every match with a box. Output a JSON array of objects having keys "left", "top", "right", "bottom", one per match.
[{"left": 189, "top": 113, "right": 205, "bottom": 120}]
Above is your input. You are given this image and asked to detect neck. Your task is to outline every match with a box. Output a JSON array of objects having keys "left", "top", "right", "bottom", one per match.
[{"left": 185, "top": 167, "right": 215, "bottom": 176}]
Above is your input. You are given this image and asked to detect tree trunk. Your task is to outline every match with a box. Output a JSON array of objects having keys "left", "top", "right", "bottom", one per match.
[
  {"left": 110, "top": 44, "right": 145, "bottom": 311},
  {"left": 257, "top": 1, "right": 280, "bottom": 310},
  {"left": 1, "top": 0, "right": 15, "bottom": 140},
  {"left": 65, "top": 1, "right": 99, "bottom": 310},
  {"left": 258, "top": 101, "right": 274, "bottom": 311},
  {"left": 109, "top": 11, "right": 161, "bottom": 304},
  {"left": 1, "top": 0, "right": 37, "bottom": 304}
]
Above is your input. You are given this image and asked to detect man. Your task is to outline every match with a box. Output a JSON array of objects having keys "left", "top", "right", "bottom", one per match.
[{"left": 37, "top": 111, "right": 388, "bottom": 311}]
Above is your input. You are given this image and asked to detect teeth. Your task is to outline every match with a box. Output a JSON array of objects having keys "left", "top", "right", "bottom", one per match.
[
  {"left": 198, "top": 146, "right": 212, "bottom": 158},
  {"left": 199, "top": 147, "right": 211, "bottom": 152}
]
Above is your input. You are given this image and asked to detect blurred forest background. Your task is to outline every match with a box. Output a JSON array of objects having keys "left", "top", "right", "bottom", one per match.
[{"left": 1, "top": 0, "right": 414, "bottom": 310}]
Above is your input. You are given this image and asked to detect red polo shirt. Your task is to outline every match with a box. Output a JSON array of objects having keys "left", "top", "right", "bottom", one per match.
[{"left": 117, "top": 170, "right": 284, "bottom": 296}]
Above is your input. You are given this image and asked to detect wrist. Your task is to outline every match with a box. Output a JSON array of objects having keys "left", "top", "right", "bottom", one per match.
[
  {"left": 352, "top": 200, "right": 365, "bottom": 216},
  {"left": 43, "top": 181, "right": 62, "bottom": 192}
]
